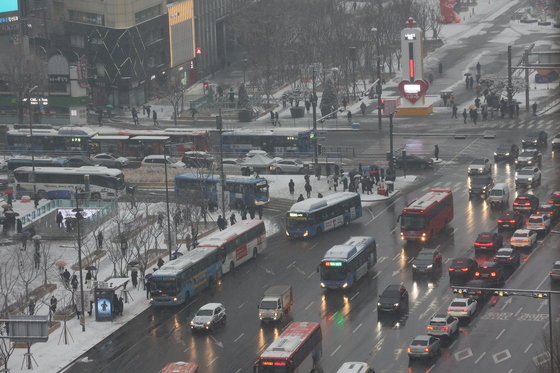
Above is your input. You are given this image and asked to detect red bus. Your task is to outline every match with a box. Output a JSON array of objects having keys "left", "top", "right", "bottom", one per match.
[
  {"left": 399, "top": 189, "right": 453, "bottom": 242},
  {"left": 253, "top": 322, "right": 322, "bottom": 373},
  {"left": 160, "top": 361, "right": 198, "bottom": 373}
]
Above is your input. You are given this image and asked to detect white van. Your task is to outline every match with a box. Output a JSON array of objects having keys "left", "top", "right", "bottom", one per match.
[
  {"left": 488, "top": 183, "right": 510, "bottom": 208},
  {"left": 336, "top": 362, "right": 374, "bottom": 373}
]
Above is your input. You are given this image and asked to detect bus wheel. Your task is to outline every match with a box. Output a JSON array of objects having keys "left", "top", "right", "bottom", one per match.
[
  {"left": 229, "top": 261, "right": 235, "bottom": 272},
  {"left": 252, "top": 248, "right": 258, "bottom": 258},
  {"left": 91, "top": 192, "right": 101, "bottom": 201}
]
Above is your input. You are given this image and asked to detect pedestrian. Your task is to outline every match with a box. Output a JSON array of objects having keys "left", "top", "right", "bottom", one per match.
[
  {"left": 21, "top": 231, "right": 29, "bottom": 250},
  {"left": 452, "top": 104, "right": 458, "bottom": 118},
  {"left": 532, "top": 102, "right": 537, "bottom": 116},
  {"left": 270, "top": 111, "right": 275, "bottom": 126},
  {"left": 304, "top": 182, "right": 312, "bottom": 198},
  {"left": 145, "top": 105, "right": 150, "bottom": 117},
  {"left": 476, "top": 61, "right": 481, "bottom": 75},
  {"left": 297, "top": 194, "right": 305, "bottom": 202},
  {"left": 62, "top": 268, "right": 70, "bottom": 287},
  {"left": 33, "top": 194, "right": 39, "bottom": 209},
  {"left": 146, "top": 278, "right": 152, "bottom": 300},
  {"left": 449, "top": 95, "right": 455, "bottom": 107},
  {"left": 304, "top": 174, "right": 310, "bottom": 184},
  {"left": 317, "top": 192, "right": 323, "bottom": 198},
  {"left": 85, "top": 270, "right": 92, "bottom": 282},
  {"left": 34, "top": 238, "right": 40, "bottom": 253},
  {"left": 190, "top": 107, "right": 197, "bottom": 119},
  {"left": 240, "top": 207, "right": 247, "bottom": 220},
  {"left": 462, "top": 109, "right": 468, "bottom": 124},
  {"left": 361, "top": 178, "right": 367, "bottom": 194},
  {"left": 342, "top": 176, "right": 348, "bottom": 191},
  {"left": 97, "top": 231, "right": 104, "bottom": 249},
  {"left": 257, "top": 205, "right": 263, "bottom": 219},
  {"left": 473, "top": 109, "right": 478, "bottom": 125},
  {"left": 360, "top": 101, "right": 366, "bottom": 115},
  {"left": 16, "top": 218, "right": 22, "bottom": 234},
  {"left": 438, "top": 62, "right": 443, "bottom": 76},
  {"left": 131, "top": 107, "right": 139, "bottom": 125},
  {"left": 333, "top": 175, "right": 338, "bottom": 191},
  {"left": 342, "top": 98, "right": 347, "bottom": 109},
  {"left": 515, "top": 103, "right": 519, "bottom": 118},
  {"left": 434, "top": 144, "right": 439, "bottom": 160},
  {"left": 289, "top": 97, "right": 294, "bottom": 107},
  {"left": 56, "top": 211, "right": 63, "bottom": 228},
  {"left": 288, "top": 179, "right": 295, "bottom": 195},
  {"left": 131, "top": 269, "right": 138, "bottom": 288},
  {"left": 28, "top": 299, "right": 35, "bottom": 316},
  {"left": 217, "top": 215, "right": 226, "bottom": 231},
  {"left": 305, "top": 100, "right": 311, "bottom": 113},
  {"left": 327, "top": 175, "right": 333, "bottom": 191},
  {"left": 274, "top": 111, "right": 280, "bottom": 127},
  {"left": 118, "top": 297, "right": 124, "bottom": 316},
  {"left": 50, "top": 295, "right": 57, "bottom": 315},
  {"left": 71, "top": 274, "right": 78, "bottom": 291},
  {"left": 6, "top": 192, "right": 12, "bottom": 206},
  {"left": 157, "top": 257, "right": 164, "bottom": 269},
  {"left": 33, "top": 250, "right": 40, "bottom": 269},
  {"left": 142, "top": 105, "right": 146, "bottom": 116},
  {"left": 248, "top": 207, "right": 256, "bottom": 219},
  {"left": 380, "top": 167, "right": 385, "bottom": 182},
  {"left": 469, "top": 76, "right": 474, "bottom": 89},
  {"left": 97, "top": 109, "right": 103, "bottom": 126},
  {"left": 346, "top": 110, "right": 352, "bottom": 124},
  {"left": 152, "top": 110, "right": 159, "bottom": 126},
  {"left": 230, "top": 213, "right": 237, "bottom": 226},
  {"left": 442, "top": 95, "right": 448, "bottom": 107}
]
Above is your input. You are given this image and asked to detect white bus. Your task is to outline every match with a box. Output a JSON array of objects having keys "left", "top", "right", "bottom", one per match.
[
  {"left": 13, "top": 166, "right": 126, "bottom": 200},
  {"left": 195, "top": 219, "right": 266, "bottom": 274}
]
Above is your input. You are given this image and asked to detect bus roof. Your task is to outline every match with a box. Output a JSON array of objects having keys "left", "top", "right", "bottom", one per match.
[
  {"left": 260, "top": 322, "right": 320, "bottom": 359},
  {"left": 175, "top": 173, "right": 268, "bottom": 184},
  {"left": 196, "top": 220, "right": 264, "bottom": 248},
  {"left": 222, "top": 128, "right": 311, "bottom": 136},
  {"left": 289, "top": 192, "right": 359, "bottom": 213},
  {"left": 7, "top": 129, "right": 59, "bottom": 136},
  {"left": 323, "top": 236, "right": 375, "bottom": 261},
  {"left": 14, "top": 166, "right": 123, "bottom": 176},
  {"left": 159, "top": 361, "right": 198, "bottom": 373},
  {"left": 131, "top": 136, "right": 170, "bottom": 141},
  {"left": 155, "top": 247, "right": 218, "bottom": 277},
  {"left": 58, "top": 127, "right": 97, "bottom": 136},
  {"left": 91, "top": 135, "right": 130, "bottom": 140},
  {"left": 405, "top": 189, "right": 452, "bottom": 212}
]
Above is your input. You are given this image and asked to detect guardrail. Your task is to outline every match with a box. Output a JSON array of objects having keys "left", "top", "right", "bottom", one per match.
[{"left": 20, "top": 199, "right": 118, "bottom": 228}]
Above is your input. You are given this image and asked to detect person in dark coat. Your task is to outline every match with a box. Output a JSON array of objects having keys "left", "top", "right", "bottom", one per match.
[
  {"left": 304, "top": 174, "right": 310, "bottom": 184},
  {"left": 62, "top": 269, "right": 71, "bottom": 287},
  {"left": 297, "top": 194, "right": 305, "bottom": 202},
  {"left": 152, "top": 110, "right": 159, "bottom": 126},
  {"left": 33, "top": 250, "right": 40, "bottom": 269},
  {"left": 288, "top": 179, "right": 295, "bottom": 195},
  {"left": 248, "top": 207, "right": 256, "bottom": 219},
  {"left": 230, "top": 213, "right": 237, "bottom": 226},
  {"left": 380, "top": 167, "right": 385, "bottom": 182},
  {"left": 304, "top": 182, "right": 312, "bottom": 198},
  {"left": 157, "top": 257, "right": 165, "bottom": 269},
  {"left": 16, "top": 219, "right": 22, "bottom": 234},
  {"left": 56, "top": 211, "right": 64, "bottom": 228},
  {"left": 28, "top": 299, "right": 35, "bottom": 315},
  {"left": 240, "top": 208, "right": 247, "bottom": 220},
  {"left": 6, "top": 193, "right": 12, "bottom": 206},
  {"left": 97, "top": 231, "right": 103, "bottom": 249},
  {"left": 118, "top": 297, "right": 124, "bottom": 316},
  {"left": 217, "top": 215, "right": 226, "bottom": 231},
  {"left": 50, "top": 296, "right": 57, "bottom": 314},
  {"left": 532, "top": 102, "right": 537, "bottom": 116},
  {"left": 434, "top": 144, "right": 439, "bottom": 160},
  {"left": 33, "top": 194, "right": 39, "bottom": 209},
  {"left": 462, "top": 109, "right": 468, "bottom": 124},
  {"left": 85, "top": 270, "right": 92, "bottom": 281},
  {"left": 452, "top": 104, "right": 458, "bottom": 119},
  {"left": 146, "top": 278, "right": 152, "bottom": 299},
  {"left": 257, "top": 205, "right": 263, "bottom": 220},
  {"left": 342, "top": 177, "right": 348, "bottom": 191},
  {"left": 71, "top": 275, "right": 78, "bottom": 291},
  {"left": 131, "top": 269, "right": 138, "bottom": 288}
]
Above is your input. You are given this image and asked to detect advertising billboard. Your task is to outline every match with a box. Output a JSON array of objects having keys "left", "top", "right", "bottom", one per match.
[{"left": 0, "top": 0, "right": 19, "bottom": 14}]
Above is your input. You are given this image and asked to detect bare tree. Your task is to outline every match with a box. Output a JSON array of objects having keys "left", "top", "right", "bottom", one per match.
[
  {"left": 152, "top": 76, "right": 186, "bottom": 126},
  {"left": 0, "top": 253, "right": 18, "bottom": 318},
  {"left": 15, "top": 247, "right": 40, "bottom": 302},
  {"left": 39, "top": 240, "right": 60, "bottom": 287},
  {"left": 0, "top": 323, "right": 15, "bottom": 372}
]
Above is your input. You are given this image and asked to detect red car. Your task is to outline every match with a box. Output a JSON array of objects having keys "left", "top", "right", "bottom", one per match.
[{"left": 474, "top": 232, "right": 503, "bottom": 251}]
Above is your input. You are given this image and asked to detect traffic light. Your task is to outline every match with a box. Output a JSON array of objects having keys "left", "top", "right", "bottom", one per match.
[
  {"left": 494, "top": 290, "right": 509, "bottom": 297},
  {"left": 533, "top": 292, "right": 548, "bottom": 299}
]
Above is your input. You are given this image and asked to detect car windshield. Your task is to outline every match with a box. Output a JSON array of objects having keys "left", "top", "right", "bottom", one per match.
[
  {"left": 490, "top": 189, "right": 503, "bottom": 196},
  {"left": 471, "top": 177, "right": 490, "bottom": 185},
  {"left": 518, "top": 170, "right": 534, "bottom": 175},
  {"left": 519, "top": 151, "right": 535, "bottom": 157},
  {"left": 196, "top": 309, "right": 214, "bottom": 316},
  {"left": 497, "top": 250, "right": 512, "bottom": 255},
  {"left": 401, "top": 214, "right": 425, "bottom": 230},
  {"left": 513, "top": 232, "right": 528, "bottom": 238},
  {"left": 528, "top": 217, "right": 542, "bottom": 223},
  {"left": 259, "top": 300, "right": 278, "bottom": 310},
  {"left": 477, "top": 235, "right": 492, "bottom": 242},
  {"left": 411, "top": 340, "right": 428, "bottom": 346},
  {"left": 381, "top": 290, "right": 400, "bottom": 299},
  {"left": 451, "top": 301, "right": 466, "bottom": 307},
  {"left": 497, "top": 145, "right": 511, "bottom": 152},
  {"left": 286, "top": 214, "right": 312, "bottom": 228},
  {"left": 470, "top": 160, "right": 485, "bottom": 165},
  {"left": 153, "top": 278, "right": 178, "bottom": 294},
  {"left": 430, "top": 321, "right": 446, "bottom": 326}
]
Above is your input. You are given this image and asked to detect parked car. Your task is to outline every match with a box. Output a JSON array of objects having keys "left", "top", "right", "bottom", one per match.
[
  {"left": 473, "top": 232, "right": 503, "bottom": 252},
  {"left": 377, "top": 284, "right": 408, "bottom": 315},
  {"left": 407, "top": 335, "right": 441, "bottom": 362},
  {"left": 510, "top": 229, "right": 538, "bottom": 249},
  {"left": 552, "top": 133, "right": 560, "bottom": 151},
  {"left": 536, "top": 204, "right": 559, "bottom": 221},
  {"left": 513, "top": 194, "right": 539, "bottom": 214},
  {"left": 469, "top": 175, "right": 494, "bottom": 199},
  {"left": 412, "top": 249, "right": 442, "bottom": 276},
  {"left": 497, "top": 210, "right": 525, "bottom": 231},
  {"left": 91, "top": 153, "right": 129, "bottom": 168},
  {"left": 182, "top": 151, "right": 214, "bottom": 168},
  {"left": 448, "top": 258, "right": 478, "bottom": 282},
  {"left": 394, "top": 154, "right": 433, "bottom": 169},
  {"left": 221, "top": 158, "right": 246, "bottom": 173},
  {"left": 426, "top": 314, "right": 459, "bottom": 338},
  {"left": 269, "top": 159, "right": 309, "bottom": 174},
  {"left": 474, "top": 261, "right": 505, "bottom": 287},
  {"left": 515, "top": 149, "right": 542, "bottom": 169},
  {"left": 494, "top": 143, "right": 519, "bottom": 162},
  {"left": 190, "top": 303, "right": 226, "bottom": 331},
  {"left": 526, "top": 214, "right": 551, "bottom": 235},
  {"left": 447, "top": 297, "right": 477, "bottom": 319},
  {"left": 550, "top": 261, "right": 560, "bottom": 281},
  {"left": 521, "top": 131, "right": 548, "bottom": 149},
  {"left": 515, "top": 167, "right": 542, "bottom": 188},
  {"left": 141, "top": 155, "right": 186, "bottom": 169},
  {"left": 493, "top": 248, "right": 521, "bottom": 267},
  {"left": 467, "top": 158, "right": 492, "bottom": 175},
  {"left": 65, "top": 157, "right": 99, "bottom": 167}
]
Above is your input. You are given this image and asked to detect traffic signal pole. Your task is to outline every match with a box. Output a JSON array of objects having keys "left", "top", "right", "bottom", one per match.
[
  {"left": 312, "top": 68, "right": 318, "bottom": 172},
  {"left": 377, "top": 57, "right": 382, "bottom": 130}
]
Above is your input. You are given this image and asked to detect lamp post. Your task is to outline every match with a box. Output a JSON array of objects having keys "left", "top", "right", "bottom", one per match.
[
  {"left": 311, "top": 67, "right": 318, "bottom": 171},
  {"left": 371, "top": 28, "right": 382, "bottom": 130},
  {"left": 163, "top": 142, "right": 173, "bottom": 261},
  {"left": 242, "top": 58, "right": 248, "bottom": 85},
  {"left": 216, "top": 111, "right": 226, "bottom": 217},
  {"left": 73, "top": 191, "right": 85, "bottom": 332},
  {"left": 27, "top": 85, "right": 38, "bottom": 197}
]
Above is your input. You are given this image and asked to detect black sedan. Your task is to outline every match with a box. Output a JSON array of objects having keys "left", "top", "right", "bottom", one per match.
[
  {"left": 493, "top": 248, "right": 521, "bottom": 267},
  {"left": 474, "top": 261, "right": 505, "bottom": 287},
  {"left": 474, "top": 232, "right": 503, "bottom": 252},
  {"left": 497, "top": 210, "right": 525, "bottom": 231},
  {"left": 494, "top": 143, "right": 519, "bottom": 162},
  {"left": 521, "top": 131, "right": 548, "bottom": 149},
  {"left": 394, "top": 154, "right": 433, "bottom": 169},
  {"left": 448, "top": 258, "right": 478, "bottom": 281}
]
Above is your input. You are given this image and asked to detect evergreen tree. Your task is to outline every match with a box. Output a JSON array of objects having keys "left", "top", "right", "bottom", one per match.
[
  {"left": 237, "top": 83, "right": 251, "bottom": 110},
  {"left": 320, "top": 79, "right": 338, "bottom": 117}
]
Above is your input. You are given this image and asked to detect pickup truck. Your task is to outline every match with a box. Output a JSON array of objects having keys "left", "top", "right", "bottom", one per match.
[{"left": 258, "top": 285, "right": 293, "bottom": 322}]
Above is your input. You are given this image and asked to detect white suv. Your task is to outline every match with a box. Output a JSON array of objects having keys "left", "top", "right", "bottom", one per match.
[
  {"left": 467, "top": 158, "right": 491, "bottom": 175},
  {"left": 515, "top": 166, "right": 542, "bottom": 188},
  {"left": 526, "top": 214, "right": 551, "bottom": 235}
]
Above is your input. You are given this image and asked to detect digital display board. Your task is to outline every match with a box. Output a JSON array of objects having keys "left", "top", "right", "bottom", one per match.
[{"left": 0, "top": 0, "right": 19, "bottom": 13}]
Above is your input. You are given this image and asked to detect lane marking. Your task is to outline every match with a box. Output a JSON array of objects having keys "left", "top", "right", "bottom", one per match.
[
  {"left": 537, "top": 300, "right": 546, "bottom": 312},
  {"left": 233, "top": 333, "right": 244, "bottom": 343},
  {"left": 496, "top": 328, "right": 505, "bottom": 340},
  {"left": 393, "top": 253, "right": 401, "bottom": 261},
  {"left": 206, "top": 357, "right": 218, "bottom": 367},
  {"left": 305, "top": 301, "right": 314, "bottom": 310},
  {"left": 238, "top": 302, "right": 245, "bottom": 309},
  {"left": 307, "top": 271, "right": 315, "bottom": 279},
  {"left": 350, "top": 291, "right": 360, "bottom": 301},
  {"left": 536, "top": 274, "right": 548, "bottom": 290},
  {"left": 492, "top": 349, "right": 511, "bottom": 364},
  {"left": 524, "top": 343, "right": 533, "bottom": 353},
  {"left": 392, "top": 270, "right": 400, "bottom": 277},
  {"left": 514, "top": 307, "right": 522, "bottom": 317},
  {"left": 391, "top": 226, "right": 398, "bottom": 233},
  {"left": 454, "top": 347, "right": 473, "bottom": 361},
  {"left": 372, "top": 271, "right": 382, "bottom": 279},
  {"left": 475, "top": 352, "right": 486, "bottom": 364},
  {"left": 352, "top": 323, "right": 362, "bottom": 333},
  {"left": 366, "top": 199, "right": 400, "bottom": 226},
  {"left": 331, "top": 344, "right": 342, "bottom": 356},
  {"left": 286, "top": 261, "right": 296, "bottom": 269}
]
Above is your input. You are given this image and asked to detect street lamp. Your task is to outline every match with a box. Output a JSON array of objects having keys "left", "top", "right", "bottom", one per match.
[
  {"left": 242, "top": 58, "right": 248, "bottom": 84},
  {"left": 371, "top": 27, "right": 382, "bottom": 130},
  {"left": 73, "top": 191, "right": 85, "bottom": 332},
  {"left": 27, "top": 85, "right": 38, "bottom": 198},
  {"left": 311, "top": 66, "right": 318, "bottom": 172},
  {"left": 163, "top": 142, "right": 173, "bottom": 261}
]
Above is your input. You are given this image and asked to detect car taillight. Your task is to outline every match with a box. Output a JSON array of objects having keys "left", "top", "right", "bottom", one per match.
[
  {"left": 461, "top": 268, "right": 469, "bottom": 272},
  {"left": 540, "top": 223, "right": 545, "bottom": 226},
  {"left": 427, "top": 326, "right": 433, "bottom": 330},
  {"left": 463, "top": 309, "right": 468, "bottom": 312},
  {"left": 548, "top": 200, "right": 554, "bottom": 204},
  {"left": 448, "top": 309, "right": 453, "bottom": 312},
  {"left": 524, "top": 203, "right": 531, "bottom": 206},
  {"left": 475, "top": 272, "right": 480, "bottom": 277},
  {"left": 507, "top": 257, "right": 512, "bottom": 260},
  {"left": 448, "top": 268, "right": 455, "bottom": 271},
  {"left": 490, "top": 272, "right": 496, "bottom": 277},
  {"left": 509, "top": 220, "right": 515, "bottom": 223},
  {"left": 441, "top": 326, "right": 449, "bottom": 330}
]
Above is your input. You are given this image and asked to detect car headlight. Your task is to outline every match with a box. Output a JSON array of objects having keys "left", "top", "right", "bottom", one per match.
[
  {"left": 303, "top": 230, "right": 309, "bottom": 237},
  {"left": 377, "top": 302, "right": 382, "bottom": 307},
  {"left": 515, "top": 160, "right": 518, "bottom": 163},
  {"left": 394, "top": 303, "right": 400, "bottom": 307},
  {"left": 505, "top": 153, "right": 510, "bottom": 156},
  {"left": 285, "top": 230, "right": 290, "bottom": 237},
  {"left": 412, "top": 264, "right": 417, "bottom": 268},
  {"left": 494, "top": 152, "right": 497, "bottom": 156},
  {"left": 427, "top": 264, "right": 433, "bottom": 269},
  {"left": 173, "top": 297, "right": 177, "bottom": 302},
  {"left": 528, "top": 160, "right": 532, "bottom": 164},
  {"left": 342, "top": 282, "right": 348, "bottom": 288},
  {"left": 190, "top": 321, "right": 195, "bottom": 326},
  {"left": 528, "top": 178, "right": 532, "bottom": 181},
  {"left": 204, "top": 321, "right": 211, "bottom": 326}
]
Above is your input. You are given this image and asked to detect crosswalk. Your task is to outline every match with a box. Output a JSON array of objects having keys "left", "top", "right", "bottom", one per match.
[{"left": 472, "top": 117, "right": 557, "bottom": 130}]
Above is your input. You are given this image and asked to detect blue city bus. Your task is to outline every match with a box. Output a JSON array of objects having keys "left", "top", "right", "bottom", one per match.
[
  {"left": 319, "top": 236, "right": 377, "bottom": 289},
  {"left": 175, "top": 173, "right": 270, "bottom": 209},
  {"left": 221, "top": 129, "right": 313, "bottom": 155},
  {"left": 285, "top": 192, "right": 362, "bottom": 238},
  {"left": 150, "top": 247, "right": 221, "bottom": 306}
]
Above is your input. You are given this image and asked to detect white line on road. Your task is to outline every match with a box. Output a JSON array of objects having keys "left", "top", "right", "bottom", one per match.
[
  {"left": 524, "top": 343, "right": 533, "bottom": 353},
  {"left": 372, "top": 271, "right": 382, "bottom": 279},
  {"left": 233, "top": 333, "right": 245, "bottom": 343},
  {"left": 542, "top": 321, "right": 549, "bottom": 331},
  {"left": 393, "top": 253, "right": 401, "bottom": 261},
  {"left": 206, "top": 357, "right": 218, "bottom": 367},
  {"left": 391, "top": 226, "right": 398, "bottom": 233},
  {"left": 350, "top": 291, "right": 360, "bottom": 301},
  {"left": 307, "top": 271, "right": 315, "bottom": 279},
  {"left": 352, "top": 323, "right": 362, "bottom": 333},
  {"left": 449, "top": 340, "right": 457, "bottom": 349},
  {"left": 366, "top": 200, "right": 400, "bottom": 225},
  {"left": 538, "top": 300, "right": 547, "bottom": 312},
  {"left": 331, "top": 345, "right": 342, "bottom": 356},
  {"left": 392, "top": 270, "right": 400, "bottom": 277},
  {"left": 536, "top": 274, "right": 548, "bottom": 290},
  {"left": 475, "top": 352, "right": 486, "bottom": 364},
  {"left": 305, "top": 301, "right": 314, "bottom": 310},
  {"left": 286, "top": 261, "right": 296, "bottom": 269},
  {"left": 235, "top": 369, "right": 242, "bottom": 373},
  {"left": 496, "top": 329, "right": 505, "bottom": 340},
  {"left": 183, "top": 347, "right": 191, "bottom": 353},
  {"left": 426, "top": 364, "right": 435, "bottom": 373},
  {"left": 238, "top": 302, "right": 245, "bottom": 309},
  {"left": 500, "top": 298, "right": 512, "bottom": 311}
]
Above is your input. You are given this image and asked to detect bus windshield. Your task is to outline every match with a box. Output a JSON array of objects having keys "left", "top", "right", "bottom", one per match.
[
  {"left": 154, "top": 278, "right": 178, "bottom": 295},
  {"left": 255, "top": 181, "right": 269, "bottom": 195},
  {"left": 401, "top": 214, "right": 426, "bottom": 230},
  {"left": 320, "top": 263, "right": 347, "bottom": 281},
  {"left": 286, "top": 214, "right": 312, "bottom": 228}
]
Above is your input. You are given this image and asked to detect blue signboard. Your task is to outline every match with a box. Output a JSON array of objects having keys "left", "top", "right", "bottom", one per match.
[{"left": 0, "top": 0, "right": 19, "bottom": 13}]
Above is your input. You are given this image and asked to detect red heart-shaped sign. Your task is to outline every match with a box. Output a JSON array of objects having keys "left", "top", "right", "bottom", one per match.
[{"left": 398, "top": 80, "right": 430, "bottom": 104}]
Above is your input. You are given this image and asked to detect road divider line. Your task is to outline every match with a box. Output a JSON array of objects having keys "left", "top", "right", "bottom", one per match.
[
  {"left": 542, "top": 321, "right": 549, "bottom": 331},
  {"left": 352, "top": 323, "right": 362, "bottom": 333},
  {"left": 238, "top": 302, "right": 245, "bottom": 309},
  {"left": 305, "top": 301, "right": 314, "bottom": 310},
  {"left": 330, "top": 345, "right": 342, "bottom": 357},
  {"left": 475, "top": 352, "right": 486, "bottom": 364},
  {"left": 233, "top": 333, "right": 244, "bottom": 343},
  {"left": 307, "top": 271, "right": 315, "bottom": 279},
  {"left": 524, "top": 343, "right": 533, "bottom": 353},
  {"left": 449, "top": 340, "right": 457, "bottom": 349},
  {"left": 286, "top": 261, "right": 296, "bottom": 269},
  {"left": 206, "top": 357, "right": 218, "bottom": 367},
  {"left": 391, "top": 226, "right": 398, "bottom": 233},
  {"left": 235, "top": 369, "right": 242, "bottom": 373},
  {"left": 393, "top": 253, "right": 400, "bottom": 261},
  {"left": 366, "top": 199, "right": 400, "bottom": 226},
  {"left": 514, "top": 307, "right": 522, "bottom": 317},
  {"left": 536, "top": 274, "right": 548, "bottom": 290},
  {"left": 372, "top": 271, "right": 382, "bottom": 279},
  {"left": 426, "top": 364, "right": 435, "bottom": 373},
  {"left": 350, "top": 292, "right": 360, "bottom": 301},
  {"left": 496, "top": 329, "right": 505, "bottom": 340},
  {"left": 538, "top": 300, "right": 547, "bottom": 312}
]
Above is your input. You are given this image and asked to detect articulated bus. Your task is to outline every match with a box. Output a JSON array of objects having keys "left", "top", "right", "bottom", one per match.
[
  {"left": 175, "top": 173, "right": 270, "bottom": 209},
  {"left": 399, "top": 189, "right": 454, "bottom": 242},
  {"left": 196, "top": 220, "right": 266, "bottom": 274},
  {"left": 150, "top": 247, "right": 221, "bottom": 306},
  {"left": 5, "top": 127, "right": 94, "bottom": 155},
  {"left": 253, "top": 322, "right": 323, "bottom": 373},
  {"left": 13, "top": 166, "right": 125, "bottom": 200},
  {"left": 285, "top": 192, "right": 362, "bottom": 238},
  {"left": 319, "top": 236, "right": 377, "bottom": 290},
  {"left": 221, "top": 128, "right": 314, "bottom": 155}
]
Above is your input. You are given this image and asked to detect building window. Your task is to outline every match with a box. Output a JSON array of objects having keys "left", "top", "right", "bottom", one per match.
[
  {"left": 68, "top": 10, "right": 104, "bottom": 26},
  {"left": 135, "top": 5, "right": 161, "bottom": 24},
  {"left": 70, "top": 34, "right": 85, "bottom": 48}
]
